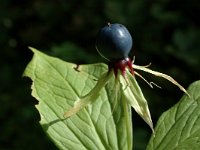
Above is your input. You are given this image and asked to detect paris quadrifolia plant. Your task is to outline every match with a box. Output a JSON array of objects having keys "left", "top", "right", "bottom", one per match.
[
  {"left": 63, "top": 23, "right": 189, "bottom": 131},
  {"left": 24, "top": 23, "right": 193, "bottom": 150}
]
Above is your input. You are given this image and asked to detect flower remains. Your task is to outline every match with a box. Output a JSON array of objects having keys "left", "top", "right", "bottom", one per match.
[{"left": 63, "top": 23, "right": 189, "bottom": 131}]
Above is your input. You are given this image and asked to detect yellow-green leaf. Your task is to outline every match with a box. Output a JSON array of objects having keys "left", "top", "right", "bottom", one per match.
[{"left": 23, "top": 47, "right": 132, "bottom": 150}]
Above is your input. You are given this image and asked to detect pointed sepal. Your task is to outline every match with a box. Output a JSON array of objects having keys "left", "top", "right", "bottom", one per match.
[
  {"left": 119, "top": 71, "right": 154, "bottom": 132},
  {"left": 133, "top": 64, "right": 190, "bottom": 97}
]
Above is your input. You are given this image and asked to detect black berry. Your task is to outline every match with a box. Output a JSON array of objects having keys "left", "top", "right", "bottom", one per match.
[{"left": 96, "top": 23, "right": 133, "bottom": 60}]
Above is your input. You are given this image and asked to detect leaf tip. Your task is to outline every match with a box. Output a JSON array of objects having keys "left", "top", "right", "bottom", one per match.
[
  {"left": 185, "top": 91, "right": 191, "bottom": 98},
  {"left": 28, "top": 46, "right": 37, "bottom": 53},
  {"left": 63, "top": 111, "right": 72, "bottom": 118},
  {"left": 63, "top": 108, "right": 76, "bottom": 119}
]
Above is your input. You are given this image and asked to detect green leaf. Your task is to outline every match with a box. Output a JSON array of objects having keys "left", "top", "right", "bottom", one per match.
[
  {"left": 23, "top": 47, "right": 132, "bottom": 150},
  {"left": 63, "top": 72, "right": 113, "bottom": 118},
  {"left": 147, "top": 80, "right": 200, "bottom": 150}
]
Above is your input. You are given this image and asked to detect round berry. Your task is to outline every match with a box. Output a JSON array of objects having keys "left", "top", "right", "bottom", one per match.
[{"left": 96, "top": 23, "right": 133, "bottom": 60}]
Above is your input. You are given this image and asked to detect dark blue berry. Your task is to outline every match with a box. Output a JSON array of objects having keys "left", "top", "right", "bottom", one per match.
[{"left": 96, "top": 23, "right": 133, "bottom": 60}]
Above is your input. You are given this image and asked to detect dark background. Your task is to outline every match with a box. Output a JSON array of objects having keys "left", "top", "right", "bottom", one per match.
[{"left": 1, "top": 0, "right": 199, "bottom": 149}]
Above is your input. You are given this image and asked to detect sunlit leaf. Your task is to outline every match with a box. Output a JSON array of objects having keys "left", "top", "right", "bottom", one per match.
[
  {"left": 63, "top": 72, "right": 113, "bottom": 118},
  {"left": 23, "top": 47, "right": 132, "bottom": 150},
  {"left": 147, "top": 81, "right": 200, "bottom": 150}
]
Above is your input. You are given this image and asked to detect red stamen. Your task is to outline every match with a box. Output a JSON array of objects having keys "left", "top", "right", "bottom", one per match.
[
  {"left": 111, "top": 57, "right": 134, "bottom": 78},
  {"left": 126, "top": 57, "right": 134, "bottom": 75}
]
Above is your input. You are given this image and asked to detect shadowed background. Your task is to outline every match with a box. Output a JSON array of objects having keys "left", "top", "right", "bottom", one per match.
[{"left": 1, "top": 0, "right": 199, "bottom": 149}]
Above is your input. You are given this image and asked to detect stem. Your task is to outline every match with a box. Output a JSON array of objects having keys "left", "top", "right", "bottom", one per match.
[{"left": 122, "top": 93, "right": 133, "bottom": 150}]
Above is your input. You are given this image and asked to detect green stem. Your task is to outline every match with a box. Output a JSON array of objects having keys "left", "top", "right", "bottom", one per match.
[{"left": 122, "top": 93, "right": 133, "bottom": 150}]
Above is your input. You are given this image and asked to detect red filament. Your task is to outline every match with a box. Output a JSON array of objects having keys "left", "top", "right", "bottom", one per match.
[{"left": 109, "top": 57, "right": 134, "bottom": 77}]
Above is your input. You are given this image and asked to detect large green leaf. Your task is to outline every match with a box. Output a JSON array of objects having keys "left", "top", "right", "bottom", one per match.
[
  {"left": 23, "top": 48, "right": 132, "bottom": 150},
  {"left": 147, "top": 81, "right": 200, "bottom": 150}
]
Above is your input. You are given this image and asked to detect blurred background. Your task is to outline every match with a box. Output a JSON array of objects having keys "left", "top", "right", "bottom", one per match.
[{"left": 0, "top": 0, "right": 199, "bottom": 149}]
